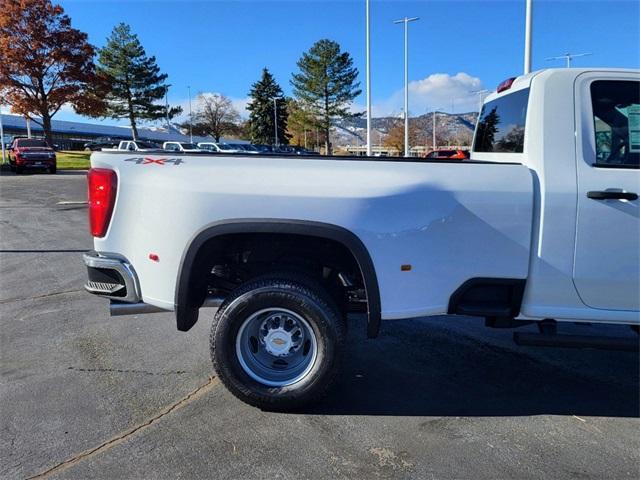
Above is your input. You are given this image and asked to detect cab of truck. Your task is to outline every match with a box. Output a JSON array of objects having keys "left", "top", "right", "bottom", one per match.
[{"left": 472, "top": 69, "right": 639, "bottom": 322}]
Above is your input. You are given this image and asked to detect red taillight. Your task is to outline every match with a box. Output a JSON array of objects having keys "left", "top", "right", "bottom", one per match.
[
  {"left": 497, "top": 77, "right": 517, "bottom": 93},
  {"left": 87, "top": 168, "right": 117, "bottom": 237}
]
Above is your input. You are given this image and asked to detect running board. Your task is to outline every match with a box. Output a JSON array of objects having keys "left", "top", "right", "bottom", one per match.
[
  {"left": 514, "top": 332, "right": 639, "bottom": 352},
  {"left": 110, "top": 296, "right": 224, "bottom": 316}
]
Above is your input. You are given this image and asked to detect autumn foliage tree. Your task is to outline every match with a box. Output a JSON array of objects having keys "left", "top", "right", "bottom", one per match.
[
  {"left": 0, "top": 0, "right": 103, "bottom": 145},
  {"left": 383, "top": 120, "right": 420, "bottom": 156},
  {"left": 286, "top": 98, "right": 318, "bottom": 148}
]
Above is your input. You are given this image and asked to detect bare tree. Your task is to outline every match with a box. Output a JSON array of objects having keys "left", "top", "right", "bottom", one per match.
[{"left": 194, "top": 93, "right": 240, "bottom": 142}]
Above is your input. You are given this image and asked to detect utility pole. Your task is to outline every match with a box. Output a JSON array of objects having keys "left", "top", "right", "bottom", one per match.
[
  {"left": 524, "top": 0, "right": 533, "bottom": 74},
  {"left": 546, "top": 52, "right": 592, "bottom": 68},
  {"left": 366, "top": 0, "right": 372, "bottom": 156},
  {"left": 187, "top": 85, "right": 193, "bottom": 143},
  {"left": 26, "top": 117, "right": 31, "bottom": 138},
  {"left": 394, "top": 16, "right": 419, "bottom": 158}
]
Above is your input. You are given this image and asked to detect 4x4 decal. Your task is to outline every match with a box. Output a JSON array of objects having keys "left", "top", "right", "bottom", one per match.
[{"left": 125, "top": 157, "right": 184, "bottom": 165}]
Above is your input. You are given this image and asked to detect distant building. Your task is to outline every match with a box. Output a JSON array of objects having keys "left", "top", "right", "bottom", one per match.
[{"left": 0, "top": 114, "right": 241, "bottom": 149}]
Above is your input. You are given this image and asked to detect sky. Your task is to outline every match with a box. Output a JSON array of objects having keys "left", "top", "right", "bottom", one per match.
[{"left": 48, "top": 0, "right": 640, "bottom": 126}]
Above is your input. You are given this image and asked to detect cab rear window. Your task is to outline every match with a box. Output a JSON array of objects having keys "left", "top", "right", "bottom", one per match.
[
  {"left": 591, "top": 80, "right": 639, "bottom": 168},
  {"left": 473, "top": 88, "right": 529, "bottom": 153}
]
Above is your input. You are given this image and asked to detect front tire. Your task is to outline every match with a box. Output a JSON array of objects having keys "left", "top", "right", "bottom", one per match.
[{"left": 210, "top": 275, "right": 345, "bottom": 410}]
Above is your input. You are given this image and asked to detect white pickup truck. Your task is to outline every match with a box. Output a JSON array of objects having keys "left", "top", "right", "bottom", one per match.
[
  {"left": 103, "top": 140, "right": 160, "bottom": 152},
  {"left": 84, "top": 69, "right": 639, "bottom": 409}
]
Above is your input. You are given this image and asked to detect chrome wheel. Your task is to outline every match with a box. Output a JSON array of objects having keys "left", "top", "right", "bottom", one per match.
[{"left": 235, "top": 308, "right": 318, "bottom": 387}]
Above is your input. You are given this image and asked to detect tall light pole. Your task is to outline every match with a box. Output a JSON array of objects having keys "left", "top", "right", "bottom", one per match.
[
  {"left": 432, "top": 108, "right": 440, "bottom": 151},
  {"left": 0, "top": 107, "right": 5, "bottom": 165},
  {"left": 546, "top": 52, "right": 592, "bottom": 68},
  {"left": 394, "top": 16, "right": 419, "bottom": 158},
  {"left": 187, "top": 85, "right": 193, "bottom": 143},
  {"left": 524, "top": 0, "right": 533, "bottom": 74},
  {"left": 165, "top": 88, "right": 171, "bottom": 131},
  {"left": 365, "top": 0, "right": 372, "bottom": 156},
  {"left": 272, "top": 97, "right": 282, "bottom": 147},
  {"left": 471, "top": 89, "right": 491, "bottom": 113}
]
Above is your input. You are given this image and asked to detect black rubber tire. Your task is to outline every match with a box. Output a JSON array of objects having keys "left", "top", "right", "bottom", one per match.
[
  {"left": 15, "top": 166, "right": 23, "bottom": 175},
  {"left": 210, "top": 274, "right": 345, "bottom": 410},
  {"left": 49, "top": 165, "right": 57, "bottom": 174}
]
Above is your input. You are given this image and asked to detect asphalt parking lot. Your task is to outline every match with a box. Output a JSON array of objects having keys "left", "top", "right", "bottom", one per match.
[{"left": 1, "top": 170, "right": 639, "bottom": 480}]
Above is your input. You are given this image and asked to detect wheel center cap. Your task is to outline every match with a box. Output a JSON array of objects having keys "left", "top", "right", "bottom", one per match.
[{"left": 264, "top": 328, "right": 293, "bottom": 356}]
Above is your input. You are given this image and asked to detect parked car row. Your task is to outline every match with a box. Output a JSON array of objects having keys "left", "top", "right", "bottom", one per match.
[{"left": 99, "top": 139, "right": 317, "bottom": 155}]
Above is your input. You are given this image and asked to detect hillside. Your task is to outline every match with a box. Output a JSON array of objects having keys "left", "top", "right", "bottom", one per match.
[{"left": 333, "top": 112, "right": 478, "bottom": 147}]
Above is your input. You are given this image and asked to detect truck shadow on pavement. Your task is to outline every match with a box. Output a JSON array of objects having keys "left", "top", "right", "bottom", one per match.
[{"left": 303, "top": 315, "right": 640, "bottom": 418}]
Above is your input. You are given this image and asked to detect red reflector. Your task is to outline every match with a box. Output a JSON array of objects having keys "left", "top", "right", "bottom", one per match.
[
  {"left": 149, "top": 253, "right": 159, "bottom": 262},
  {"left": 87, "top": 168, "right": 117, "bottom": 238},
  {"left": 497, "top": 77, "right": 517, "bottom": 93}
]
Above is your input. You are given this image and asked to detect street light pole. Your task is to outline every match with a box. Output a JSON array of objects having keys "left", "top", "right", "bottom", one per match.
[
  {"left": 524, "top": 0, "right": 533, "bottom": 74},
  {"left": 0, "top": 107, "right": 5, "bottom": 165},
  {"left": 187, "top": 85, "right": 193, "bottom": 143},
  {"left": 366, "top": 0, "right": 372, "bottom": 156},
  {"left": 471, "top": 89, "right": 491, "bottom": 113},
  {"left": 165, "top": 88, "right": 171, "bottom": 131},
  {"left": 272, "top": 97, "right": 279, "bottom": 147},
  {"left": 394, "top": 16, "right": 419, "bottom": 158},
  {"left": 545, "top": 52, "right": 593, "bottom": 68},
  {"left": 432, "top": 109, "right": 437, "bottom": 150}
]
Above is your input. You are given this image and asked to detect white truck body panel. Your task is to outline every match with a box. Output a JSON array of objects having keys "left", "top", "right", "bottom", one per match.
[{"left": 90, "top": 154, "right": 534, "bottom": 318}]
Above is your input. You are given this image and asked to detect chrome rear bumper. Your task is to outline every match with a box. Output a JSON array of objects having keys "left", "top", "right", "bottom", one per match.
[{"left": 83, "top": 251, "right": 141, "bottom": 303}]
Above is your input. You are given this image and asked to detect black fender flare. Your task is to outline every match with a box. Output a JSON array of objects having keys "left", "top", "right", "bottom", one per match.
[{"left": 174, "top": 219, "right": 382, "bottom": 338}]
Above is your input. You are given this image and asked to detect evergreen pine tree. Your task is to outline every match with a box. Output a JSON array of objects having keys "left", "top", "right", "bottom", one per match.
[
  {"left": 247, "top": 68, "right": 289, "bottom": 145},
  {"left": 97, "top": 23, "right": 179, "bottom": 139},
  {"left": 291, "top": 39, "right": 361, "bottom": 154}
]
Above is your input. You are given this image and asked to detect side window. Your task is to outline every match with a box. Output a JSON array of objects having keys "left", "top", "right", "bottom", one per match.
[
  {"left": 473, "top": 88, "right": 529, "bottom": 153},
  {"left": 590, "top": 80, "right": 640, "bottom": 168}
]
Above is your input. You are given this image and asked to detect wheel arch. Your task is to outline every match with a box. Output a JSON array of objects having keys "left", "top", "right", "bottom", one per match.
[{"left": 175, "top": 219, "right": 382, "bottom": 338}]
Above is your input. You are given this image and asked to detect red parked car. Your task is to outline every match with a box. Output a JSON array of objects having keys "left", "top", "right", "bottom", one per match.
[
  {"left": 8, "top": 138, "right": 57, "bottom": 174},
  {"left": 423, "top": 149, "right": 470, "bottom": 160}
]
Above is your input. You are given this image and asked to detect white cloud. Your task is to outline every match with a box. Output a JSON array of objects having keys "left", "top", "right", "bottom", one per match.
[{"left": 360, "top": 72, "right": 485, "bottom": 117}]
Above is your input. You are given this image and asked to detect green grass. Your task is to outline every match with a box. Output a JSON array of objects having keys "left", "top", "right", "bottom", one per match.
[{"left": 56, "top": 150, "right": 91, "bottom": 170}]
